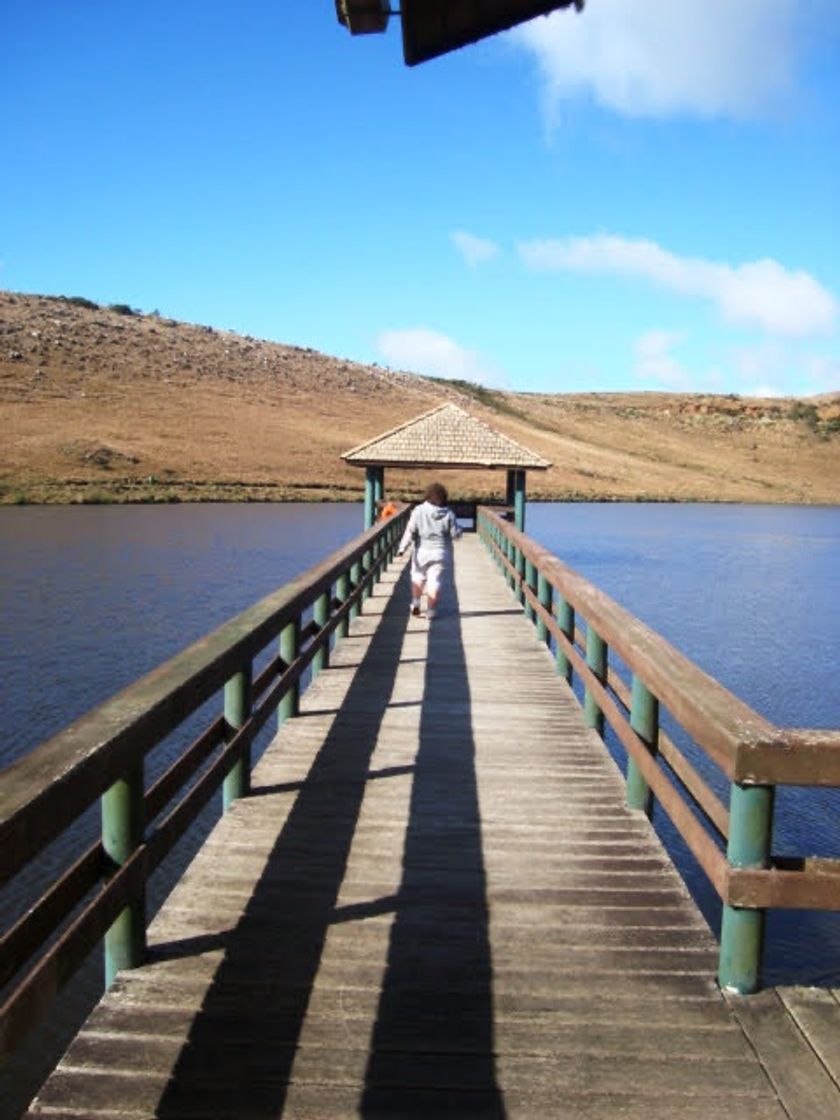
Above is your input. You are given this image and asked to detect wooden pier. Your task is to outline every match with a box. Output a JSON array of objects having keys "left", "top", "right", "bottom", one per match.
[{"left": 22, "top": 535, "right": 840, "bottom": 1119}]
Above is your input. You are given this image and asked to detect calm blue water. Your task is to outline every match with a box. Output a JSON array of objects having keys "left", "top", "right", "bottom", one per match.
[
  {"left": 527, "top": 503, "right": 840, "bottom": 730},
  {"left": 1, "top": 501, "right": 838, "bottom": 1115},
  {"left": 1, "top": 503, "right": 363, "bottom": 767}
]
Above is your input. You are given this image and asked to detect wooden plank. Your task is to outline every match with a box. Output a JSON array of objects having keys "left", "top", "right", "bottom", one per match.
[
  {"left": 726, "top": 988, "right": 840, "bottom": 1119},
  {"left": 777, "top": 986, "right": 840, "bottom": 1089},
  {"left": 22, "top": 537, "right": 825, "bottom": 1119}
]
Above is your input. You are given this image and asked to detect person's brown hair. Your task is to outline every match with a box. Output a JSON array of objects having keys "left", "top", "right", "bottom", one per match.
[{"left": 425, "top": 482, "right": 448, "bottom": 506}]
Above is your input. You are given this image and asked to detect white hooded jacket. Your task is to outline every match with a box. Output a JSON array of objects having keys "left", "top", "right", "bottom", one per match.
[{"left": 398, "top": 500, "right": 461, "bottom": 563}]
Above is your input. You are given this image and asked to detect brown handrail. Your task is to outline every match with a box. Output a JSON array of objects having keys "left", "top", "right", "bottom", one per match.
[
  {"left": 477, "top": 505, "right": 840, "bottom": 992},
  {"left": 0, "top": 510, "right": 407, "bottom": 885},
  {"left": 0, "top": 506, "right": 409, "bottom": 1058},
  {"left": 480, "top": 507, "right": 840, "bottom": 785}
]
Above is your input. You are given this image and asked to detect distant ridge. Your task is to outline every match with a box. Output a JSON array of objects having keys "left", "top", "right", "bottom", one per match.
[{"left": 1, "top": 290, "right": 838, "bottom": 505}]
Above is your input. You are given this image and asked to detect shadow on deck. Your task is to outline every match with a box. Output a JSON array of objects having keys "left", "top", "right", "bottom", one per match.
[{"left": 25, "top": 541, "right": 840, "bottom": 1119}]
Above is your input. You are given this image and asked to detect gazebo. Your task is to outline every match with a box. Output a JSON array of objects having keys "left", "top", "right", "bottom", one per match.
[{"left": 342, "top": 402, "right": 550, "bottom": 530}]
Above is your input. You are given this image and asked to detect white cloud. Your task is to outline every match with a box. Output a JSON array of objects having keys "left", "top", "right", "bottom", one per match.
[
  {"left": 511, "top": 0, "right": 806, "bottom": 120},
  {"left": 377, "top": 327, "right": 506, "bottom": 387},
  {"left": 451, "top": 230, "right": 500, "bottom": 267},
  {"left": 732, "top": 341, "right": 786, "bottom": 385},
  {"left": 632, "top": 333, "right": 840, "bottom": 397},
  {"left": 802, "top": 352, "right": 840, "bottom": 390},
  {"left": 746, "top": 383, "right": 787, "bottom": 399},
  {"left": 732, "top": 341, "right": 840, "bottom": 397},
  {"left": 633, "top": 330, "right": 694, "bottom": 390},
  {"left": 518, "top": 234, "right": 837, "bottom": 337}
]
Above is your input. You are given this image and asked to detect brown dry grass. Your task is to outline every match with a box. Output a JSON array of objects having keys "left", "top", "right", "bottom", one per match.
[{"left": 1, "top": 291, "right": 838, "bottom": 505}]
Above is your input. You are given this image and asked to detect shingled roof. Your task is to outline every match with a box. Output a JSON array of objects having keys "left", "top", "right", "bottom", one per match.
[{"left": 342, "top": 403, "right": 550, "bottom": 470}]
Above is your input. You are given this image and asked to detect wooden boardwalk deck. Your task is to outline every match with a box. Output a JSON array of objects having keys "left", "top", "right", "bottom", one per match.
[{"left": 26, "top": 536, "right": 840, "bottom": 1119}]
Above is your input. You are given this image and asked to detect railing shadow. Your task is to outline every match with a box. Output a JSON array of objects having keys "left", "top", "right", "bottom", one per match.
[
  {"left": 361, "top": 569, "right": 505, "bottom": 1117},
  {"left": 154, "top": 574, "right": 412, "bottom": 1118}
]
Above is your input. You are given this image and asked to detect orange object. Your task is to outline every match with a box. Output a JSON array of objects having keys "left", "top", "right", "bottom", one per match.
[{"left": 379, "top": 501, "right": 398, "bottom": 520}]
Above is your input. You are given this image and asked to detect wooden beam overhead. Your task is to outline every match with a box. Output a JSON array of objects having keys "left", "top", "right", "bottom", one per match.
[{"left": 336, "top": 0, "right": 585, "bottom": 66}]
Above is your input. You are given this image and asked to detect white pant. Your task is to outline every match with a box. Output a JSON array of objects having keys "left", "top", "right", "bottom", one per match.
[{"left": 410, "top": 550, "right": 445, "bottom": 596}]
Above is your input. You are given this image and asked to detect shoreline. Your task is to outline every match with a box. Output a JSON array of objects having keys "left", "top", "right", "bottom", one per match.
[{"left": 2, "top": 480, "right": 836, "bottom": 508}]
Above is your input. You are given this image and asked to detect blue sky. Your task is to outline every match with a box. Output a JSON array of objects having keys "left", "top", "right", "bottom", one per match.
[{"left": 2, "top": 1, "right": 839, "bottom": 397}]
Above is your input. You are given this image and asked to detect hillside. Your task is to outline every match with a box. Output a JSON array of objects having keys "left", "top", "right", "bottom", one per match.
[{"left": 2, "top": 290, "right": 839, "bottom": 505}]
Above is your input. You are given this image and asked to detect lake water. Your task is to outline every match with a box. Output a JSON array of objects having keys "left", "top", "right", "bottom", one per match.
[{"left": 1, "top": 501, "right": 839, "bottom": 1114}]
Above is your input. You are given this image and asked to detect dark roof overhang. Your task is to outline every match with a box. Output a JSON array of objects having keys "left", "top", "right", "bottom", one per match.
[{"left": 336, "top": 0, "right": 584, "bottom": 66}]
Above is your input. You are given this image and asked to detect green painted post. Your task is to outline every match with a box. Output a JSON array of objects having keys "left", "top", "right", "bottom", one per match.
[
  {"left": 336, "top": 571, "right": 350, "bottom": 639},
  {"left": 718, "top": 783, "right": 774, "bottom": 994},
  {"left": 524, "top": 558, "right": 537, "bottom": 622},
  {"left": 372, "top": 529, "right": 382, "bottom": 583},
  {"left": 583, "top": 628, "right": 607, "bottom": 737},
  {"left": 627, "top": 675, "right": 658, "bottom": 816},
  {"left": 312, "top": 589, "right": 330, "bottom": 676},
  {"left": 506, "top": 468, "right": 516, "bottom": 512},
  {"left": 556, "top": 597, "right": 574, "bottom": 681},
  {"left": 515, "top": 546, "right": 526, "bottom": 605},
  {"left": 361, "top": 548, "right": 372, "bottom": 602},
  {"left": 350, "top": 558, "right": 362, "bottom": 619},
  {"left": 364, "top": 466, "right": 376, "bottom": 529},
  {"left": 278, "top": 618, "right": 300, "bottom": 727},
  {"left": 537, "top": 572, "right": 551, "bottom": 645},
  {"left": 102, "top": 760, "right": 145, "bottom": 986},
  {"left": 223, "top": 663, "right": 252, "bottom": 811},
  {"left": 499, "top": 535, "right": 512, "bottom": 591},
  {"left": 514, "top": 469, "right": 526, "bottom": 532},
  {"left": 382, "top": 521, "right": 392, "bottom": 563},
  {"left": 373, "top": 467, "right": 384, "bottom": 511}
]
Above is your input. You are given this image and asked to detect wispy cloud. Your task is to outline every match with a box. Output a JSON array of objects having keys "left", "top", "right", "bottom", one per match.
[
  {"left": 451, "top": 230, "right": 500, "bottom": 267},
  {"left": 511, "top": 0, "right": 807, "bottom": 121},
  {"left": 801, "top": 352, "right": 840, "bottom": 391},
  {"left": 732, "top": 341, "right": 840, "bottom": 397},
  {"left": 377, "top": 327, "right": 506, "bottom": 387},
  {"left": 633, "top": 330, "right": 694, "bottom": 390},
  {"left": 518, "top": 234, "right": 837, "bottom": 337},
  {"left": 747, "top": 384, "right": 787, "bottom": 399}
]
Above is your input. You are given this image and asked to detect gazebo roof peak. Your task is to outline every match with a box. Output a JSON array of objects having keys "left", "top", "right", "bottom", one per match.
[{"left": 342, "top": 402, "right": 550, "bottom": 471}]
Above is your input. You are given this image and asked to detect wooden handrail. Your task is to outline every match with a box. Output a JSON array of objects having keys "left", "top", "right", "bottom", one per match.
[
  {"left": 480, "top": 506, "right": 840, "bottom": 786},
  {"left": 0, "top": 510, "right": 408, "bottom": 886},
  {"left": 0, "top": 505, "right": 409, "bottom": 1057},
  {"left": 477, "top": 505, "right": 840, "bottom": 992}
]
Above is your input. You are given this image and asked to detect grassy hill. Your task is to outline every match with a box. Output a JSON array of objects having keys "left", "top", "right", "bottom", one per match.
[{"left": 2, "top": 290, "right": 839, "bottom": 505}]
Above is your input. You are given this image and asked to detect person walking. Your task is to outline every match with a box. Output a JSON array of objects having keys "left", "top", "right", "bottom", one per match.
[{"left": 397, "top": 482, "right": 461, "bottom": 620}]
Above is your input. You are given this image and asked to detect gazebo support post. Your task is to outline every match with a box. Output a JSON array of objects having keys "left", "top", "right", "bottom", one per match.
[
  {"left": 372, "top": 467, "right": 385, "bottom": 571},
  {"left": 505, "top": 469, "right": 516, "bottom": 513},
  {"left": 514, "top": 469, "right": 526, "bottom": 532},
  {"left": 374, "top": 467, "right": 384, "bottom": 509},
  {"left": 364, "top": 466, "right": 377, "bottom": 529}
]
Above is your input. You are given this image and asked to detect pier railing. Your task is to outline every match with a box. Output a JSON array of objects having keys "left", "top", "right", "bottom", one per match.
[
  {"left": 0, "top": 506, "right": 409, "bottom": 1058},
  {"left": 479, "top": 506, "right": 840, "bottom": 993}
]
